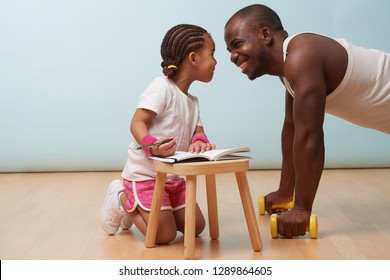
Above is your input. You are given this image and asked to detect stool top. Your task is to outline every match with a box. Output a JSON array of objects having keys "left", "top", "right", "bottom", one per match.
[{"left": 153, "top": 158, "right": 249, "bottom": 175}]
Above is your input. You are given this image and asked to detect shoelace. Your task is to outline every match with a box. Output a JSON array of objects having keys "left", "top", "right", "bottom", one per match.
[{"left": 108, "top": 212, "right": 124, "bottom": 226}]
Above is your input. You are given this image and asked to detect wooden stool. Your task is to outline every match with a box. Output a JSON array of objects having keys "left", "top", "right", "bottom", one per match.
[{"left": 144, "top": 158, "right": 262, "bottom": 259}]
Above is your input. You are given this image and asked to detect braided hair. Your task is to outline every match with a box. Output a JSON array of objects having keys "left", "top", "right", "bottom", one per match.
[{"left": 161, "top": 24, "right": 208, "bottom": 79}]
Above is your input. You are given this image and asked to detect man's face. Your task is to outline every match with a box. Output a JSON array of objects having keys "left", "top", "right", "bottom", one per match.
[{"left": 224, "top": 17, "right": 267, "bottom": 80}]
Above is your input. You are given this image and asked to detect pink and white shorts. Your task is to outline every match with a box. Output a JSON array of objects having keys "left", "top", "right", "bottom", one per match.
[{"left": 123, "top": 178, "right": 186, "bottom": 212}]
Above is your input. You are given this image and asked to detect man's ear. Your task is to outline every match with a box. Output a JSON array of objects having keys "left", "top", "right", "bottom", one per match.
[{"left": 259, "top": 27, "right": 272, "bottom": 45}]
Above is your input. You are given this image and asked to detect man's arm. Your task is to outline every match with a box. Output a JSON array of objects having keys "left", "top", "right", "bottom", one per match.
[
  {"left": 265, "top": 91, "right": 295, "bottom": 214},
  {"left": 291, "top": 76, "right": 325, "bottom": 210},
  {"left": 277, "top": 39, "right": 327, "bottom": 237},
  {"left": 279, "top": 91, "right": 296, "bottom": 198}
]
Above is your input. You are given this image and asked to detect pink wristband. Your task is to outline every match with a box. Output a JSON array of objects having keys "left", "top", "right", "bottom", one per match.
[
  {"left": 141, "top": 135, "right": 158, "bottom": 156},
  {"left": 191, "top": 135, "right": 209, "bottom": 144}
]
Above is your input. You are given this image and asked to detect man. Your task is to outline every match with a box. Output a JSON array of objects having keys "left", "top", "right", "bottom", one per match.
[{"left": 224, "top": 4, "right": 390, "bottom": 237}]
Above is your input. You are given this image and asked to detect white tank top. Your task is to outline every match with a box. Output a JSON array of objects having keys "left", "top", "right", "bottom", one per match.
[{"left": 282, "top": 33, "right": 390, "bottom": 134}]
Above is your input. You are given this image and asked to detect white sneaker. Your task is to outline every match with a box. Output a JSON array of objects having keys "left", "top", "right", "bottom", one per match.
[
  {"left": 121, "top": 214, "right": 133, "bottom": 230},
  {"left": 101, "top": 179, "right": 126, "bottom": 235}
]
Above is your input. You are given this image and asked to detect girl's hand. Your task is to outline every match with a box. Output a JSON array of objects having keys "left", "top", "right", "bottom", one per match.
[
  {"left": 188, "top": 141, "right": 216, "bottom": 153},
  {"left": 150, "top": 137, "right": 176, "bottom": 157}
]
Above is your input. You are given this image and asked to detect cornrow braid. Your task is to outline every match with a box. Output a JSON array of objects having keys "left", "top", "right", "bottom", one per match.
[{"left": 161, "top": 24, "right": 208, "bottom": 79}]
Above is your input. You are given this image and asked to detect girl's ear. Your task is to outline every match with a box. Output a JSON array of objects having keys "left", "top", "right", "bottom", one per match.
[{"left": 188, "top": 52, "right": 198, "bottom": 65}]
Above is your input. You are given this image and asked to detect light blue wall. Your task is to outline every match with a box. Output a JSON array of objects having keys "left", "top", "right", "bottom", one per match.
[{"left": 1, "top": 0, "right": 389, "bottom": 172}]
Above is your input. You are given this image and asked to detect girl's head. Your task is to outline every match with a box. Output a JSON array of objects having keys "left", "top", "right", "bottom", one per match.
[{"left": 161, "top": 24, "right": 216, "bottom": 81}]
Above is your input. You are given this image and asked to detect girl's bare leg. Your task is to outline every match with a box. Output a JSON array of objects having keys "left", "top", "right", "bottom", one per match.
[
  {"left": 120, "top": 191, "right": 177, "bottom": 244},
  {"left": 173, "top": 205, "right": 206, "bottom": 236}
]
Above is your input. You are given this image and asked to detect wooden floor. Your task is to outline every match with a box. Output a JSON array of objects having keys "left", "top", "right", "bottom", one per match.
[{"left": 0, "top": 168, "right": 389, "bottom": 260}]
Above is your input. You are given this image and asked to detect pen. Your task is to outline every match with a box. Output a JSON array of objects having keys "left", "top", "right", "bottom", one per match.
[{"left": 136, "top": 139, "right": 173, "bottom": 150}]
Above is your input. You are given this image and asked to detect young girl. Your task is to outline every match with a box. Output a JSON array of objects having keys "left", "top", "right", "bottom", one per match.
[{"left": 101, "top": 24, "right": 217, "bottom": 244}]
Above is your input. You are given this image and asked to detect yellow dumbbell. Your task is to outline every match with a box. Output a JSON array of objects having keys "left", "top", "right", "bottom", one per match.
[
  {"left": 270, "top": 213, "right": 318, "bottom": 239},
  {"left": 258, "top": 194, "right": 294, "bottom": 215}
]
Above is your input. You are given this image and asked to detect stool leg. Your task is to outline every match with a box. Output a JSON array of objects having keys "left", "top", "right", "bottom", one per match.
[
  {"left": 205, "top": 174, "right": 219, "bottom": 239},
  {"left": 235, "top": 171, "right": 263, "bottom": 252},
  {"left": 184, "top": 175, "right": 197, "bottom": 260},
  {"left": 145, "top": 171, "right": 167, "bottom": 248}
]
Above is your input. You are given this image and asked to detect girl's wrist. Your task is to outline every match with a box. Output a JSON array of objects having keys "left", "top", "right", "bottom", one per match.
[
  {"left": 191, "top": 135, "right": 209, "bottom": 144},
  {"left": 141, "top": 135, "right": 158, "bottom": 156}
]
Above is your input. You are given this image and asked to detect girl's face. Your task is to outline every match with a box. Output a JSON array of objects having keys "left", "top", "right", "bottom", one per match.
[{"left": 196, "top": 35, "right": 217, "bottom": 83}]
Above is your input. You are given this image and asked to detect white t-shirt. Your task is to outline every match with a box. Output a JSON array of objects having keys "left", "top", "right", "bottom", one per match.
[{"left": 122, "top": 76, "right": 203, "bottom": 181}]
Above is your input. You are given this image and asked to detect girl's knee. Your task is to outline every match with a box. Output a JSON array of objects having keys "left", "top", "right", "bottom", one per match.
[
  {"left": 155, "top": 211, "right": 177, "bottom": 244},
  {"left": 195, "top": 208, "right": 206, "bottom": 235},
  {"left": 195, "top": 216, "right": 206, "bottom": 236},
  {"left": 156, "top": 228, "right": 177, "bottom": 244}
]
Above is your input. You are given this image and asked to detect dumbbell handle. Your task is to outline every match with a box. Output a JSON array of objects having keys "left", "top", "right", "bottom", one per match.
[
  {"left": 270, "top": 214, "right": 318, "bottom": 239},
  {"left": 258, "top": 195, "right": 294, "bottom": 215}
]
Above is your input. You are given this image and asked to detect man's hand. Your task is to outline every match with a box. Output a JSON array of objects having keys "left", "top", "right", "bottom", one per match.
[
  {"left": 277, "top": 208, "right": 311, "bottom": 238},
  {"left": 265, "top": 190, "right": 294, "bottom": 215}
]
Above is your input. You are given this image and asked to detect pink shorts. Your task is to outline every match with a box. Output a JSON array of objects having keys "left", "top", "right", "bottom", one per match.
[{"left": 123, "top": 178, "right": 186, "bottom": 212}]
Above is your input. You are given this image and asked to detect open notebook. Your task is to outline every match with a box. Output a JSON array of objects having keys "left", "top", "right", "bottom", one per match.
[{"left": 149, "top": 147, "right": 251, "bottom": 163}]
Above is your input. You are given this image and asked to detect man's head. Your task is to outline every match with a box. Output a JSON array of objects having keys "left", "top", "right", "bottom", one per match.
[
  {"left": 224, "top": 4, "right": 285, "bottom": 80},
  {"left": 225, "top": 4, "right": 284, "bottom": 33}
]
